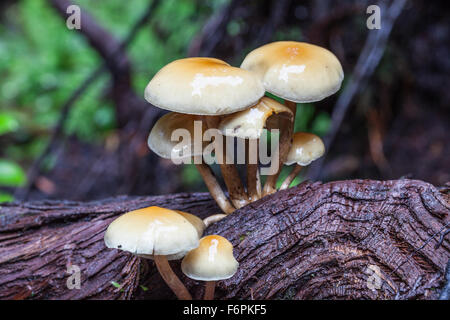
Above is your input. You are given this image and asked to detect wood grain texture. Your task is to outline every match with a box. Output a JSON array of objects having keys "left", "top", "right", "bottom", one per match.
[{"left": 1, "top": 180, "right": 449, "bottom": 300}]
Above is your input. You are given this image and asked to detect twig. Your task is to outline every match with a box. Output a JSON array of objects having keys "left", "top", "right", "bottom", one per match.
[
  {"left": 15, "top": 0, "right": 161, "bottom": 200},
  {"left": 188, "top": 0, "right": 241, "bottom": 57},
  {"left": 307, "top": 0, "right": 407, "bottom": 180},
  {"left": 435, "top": 228, "right": 450, "bottom": 249},
  {"left": 385, "top": 221, "right": 450, "bottom": 294}
]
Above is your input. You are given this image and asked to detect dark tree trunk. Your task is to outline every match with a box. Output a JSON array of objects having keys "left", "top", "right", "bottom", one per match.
[{"left": 0, "top": 179, "right": 449, "bottom": 300}]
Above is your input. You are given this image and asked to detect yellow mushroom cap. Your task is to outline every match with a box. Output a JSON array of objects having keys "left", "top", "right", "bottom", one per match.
[
  {"left": 148, "top": 112, "right": 206, "bottom": 160},
  {"left": 285, "top": 132, "right": 325, "bottom": 166},
  {"left": 104, "top": 206, "right": 203, "bottom": 260},
  {"left": 217, "top": 96, "right": 293, "bottom": 139},
  {"left": 241, "top": 41, "right": 344, "bottom": 103},
  {"left": 145, "top": 57, "right": 265, "bottom": 115},
  {"left": 174, "top": 210, "right": 206, "bottom": 238},
  {"left": 181, "top": 235, "right": 238, "bottom": 281}
]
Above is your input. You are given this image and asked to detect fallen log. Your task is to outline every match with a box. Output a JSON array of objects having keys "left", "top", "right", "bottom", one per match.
[{"left": 0, "top": 179, "right": 449, "bottom": 300}]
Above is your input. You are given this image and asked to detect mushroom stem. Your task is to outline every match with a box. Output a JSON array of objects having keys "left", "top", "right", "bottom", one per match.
[
  {"left": 203, "top": 214, "right": 227, "bottom": 228},
  {"left": 262, "top": 100, "right": 296, "bottom": 195},
  {"left": 204, "top": 281, "right": 216, "bottom": 300},
  {"left": 284, "top": 100, "right": 297, "bottom": 122},
  {"left": 194, "top": 156, "right": 235, "bottom": 215},
  {"left": 204, "top": 116, "right": 249, "bottom": 208},
  {"left": 279, "top": 165, "right": 303, "bottom": 190},
  {"left": 153, "top": 255, "right": 192, "bottom": 300},
  {"left": 246, "top": 139, "right": 261, "bottom": 201},
  {"left": 247, "top": 163, "right": 261, "bottom": 201}
]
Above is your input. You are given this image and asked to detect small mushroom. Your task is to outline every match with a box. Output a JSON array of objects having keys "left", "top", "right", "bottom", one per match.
[
  {"left": 181, "top": 235, "right": 238, "bottom": 300},
  {"left": 148, "top": 112, "right": 235, "bottom": 214},
  {"left": 145, "top": 57, "right": 265, "bottom": 209},
  {"left": 104, "top": 206, "right": 205, "bottom": 300},
  {"left": 203, "top": 214, "right": 227, "bottom": 228},
  {"left": 218, "top": 97, "right": 293, "bottom": 201},
  {"left": 241, "top": 41, "right": 343, "bottom": 195},
  {"left": 279, "top": 132, "right": 325, "bottom": 190}
]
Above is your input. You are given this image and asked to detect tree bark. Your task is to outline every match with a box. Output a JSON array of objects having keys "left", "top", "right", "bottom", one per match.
[{"left": 0, "top": 179, "right": 449, "bottom": 300}]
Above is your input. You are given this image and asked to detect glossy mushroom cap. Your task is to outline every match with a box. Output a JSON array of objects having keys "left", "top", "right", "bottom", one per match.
[
  {"left": 241, "top": 41, "right": 344, "bottom": 103},
  {"left": 145, "top": 57, "right": 265, "bottom": 115},
  {"left": 148, "top": 112, "right": 206, "bottom": 160},
  {"left": 285, "top": 132, "right": 325, "bottom": 166},
  {"left": 174, "top": 210, "right": 205, "bottom": 238},
  {"left": 181, "top": 235, "right": 238, "bottom": 281},
  {"left": 104, "top": 206, "right": 204, "bottom": 260},
  {"left": 218, "top": 96, "right": 293, "bottom": 139}
]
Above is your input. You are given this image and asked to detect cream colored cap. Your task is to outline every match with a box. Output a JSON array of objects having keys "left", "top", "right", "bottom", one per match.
[
  {"left": 145, "top": 57, "right": 265, "bottom": 115},
  {"left": 241, "top": 41, "right": 343, "bottom": 103},
  {"left": 181, "top": 235, "right": 238, "bottom": 281},
  {"left": 174, "top": 210, "right": 206, "bottom": 238},
  {"left": 104, "top": 206, "right": 202, "bottom": 260},
  {"left": 218, "top": 96, "right": 293, "bottom": 139},
  {"left": 148, "top": 112, "right": 206, "bottom": 160},
  {"left": 285, "top": 132, "right": 325, "bottom": 166}
]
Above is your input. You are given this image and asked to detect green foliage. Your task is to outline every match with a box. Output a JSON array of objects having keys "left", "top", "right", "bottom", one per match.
[
  {"left": 295, "top": 103, "right": 331, "bottom": 136},
  {"left": 0, "top": 159, "right": 26, "bottom": 187},
  {"left": 0, "top": 193, "right": 14, "bottom": 203},
  {"left": 265, "top": 92, "right": 284, "bottom": 104},
  {"left": 0, "top": 112, "right": 19, "bottom": 135},
  {"left": 0, "top": 0, "right": 104, "bottom": 146},
  {"left": 181, "top": 163, "right": 203, "bottom": 188},
  {"left": 0, "top": 0, "right": 211, "bottom": 164},
  {"left": 110, "top": 281, "right": 123, "bottom": 292},
  {"left": 0, "top": 111, "right": 26, "bottom": 203},
  {"left": 275, "top": 166, "right": 302, "bottom": 189},
  {"left": 0, "top": 111, "right": 27, "bottom": 203},
  {"left": 310, "top": 111, "right": 331, "bottom": 136},
  {"left": 294, "top": 103, "right": 315, "bottom": 132}
]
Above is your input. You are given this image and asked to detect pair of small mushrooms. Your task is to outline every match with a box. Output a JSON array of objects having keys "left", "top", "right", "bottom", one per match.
[
  {"left": 104, "top": 206, "right": 237, "bottom": 300},
  {"left": 146, "top": 41, "right": 343, "bottom": 214}
]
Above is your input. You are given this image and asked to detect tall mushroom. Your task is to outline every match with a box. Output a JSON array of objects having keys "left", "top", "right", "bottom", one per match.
[
  {"left": 148, "top": 112, "right": 235, "bottom": 214},
  {"left": 218, "top": 97, "right": 293, "bottom": 201},
  {"left": 241, "top": 41, "right": 344, "bottom": 195},
  {"left": 104, "top": 206, "right": 205, "bottom": 300},
  {"left": 181, "top": 235, "right": 238, "bottom": 300},
  {"left": 145, "top": 57, "right": 265, "bottom": 209},
  {"left": 279, "top": 132, "right": 325, "bottom": 190}
]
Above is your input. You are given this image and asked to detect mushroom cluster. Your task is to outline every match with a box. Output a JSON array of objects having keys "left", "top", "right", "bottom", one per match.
[
  {"left": 240, "top": 41, "right": 343, "bottom": 195},
  {"left": 103, "top": 40, "right": 343, "bottom": 300},
  {"left": 104, "top": 206, "right": 238, "bottom": 300},
  {"left": 145, "top": 41, "right": 343, "bottom": 212}
]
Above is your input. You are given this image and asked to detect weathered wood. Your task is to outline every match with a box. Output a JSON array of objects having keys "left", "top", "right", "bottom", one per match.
[
  {"left": 0, "top": 179, "right": 449, "bottom": 300},
  {"left": 0, "top": 193, "right": 219, "bottom": 300}
]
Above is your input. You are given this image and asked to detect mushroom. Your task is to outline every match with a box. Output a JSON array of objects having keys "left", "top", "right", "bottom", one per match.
[
  {"left": 181, "top": 235, "right": 238, "bottom": 300},
  {"left": 145, "top": 57, "right": 265, "bottom": 209},
  {"left": 104, "top": 206, "right": 206, "bottom": 300},
  {"left": 148, "top": 112, "right": 235, "bottom": 214},
  {"left": 174, "top": 209, "right": 207, "bottom": 237},
  {"left": 279, "top": 132, "right": 325, "bottom": 190},
  {"left": 203, "top": 214, "right": 227, "bottom": 228},
  {"left": 218, "top": 97, "right": 293, "bottom": 201},
  {"left": 241, "top": 41, "right": 343, "bottom": 195}
]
